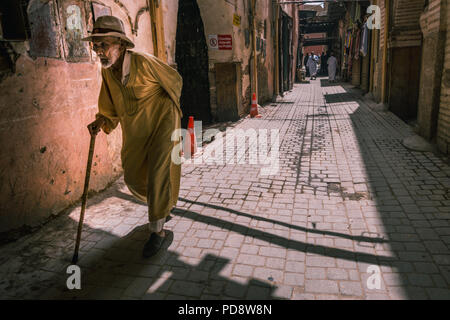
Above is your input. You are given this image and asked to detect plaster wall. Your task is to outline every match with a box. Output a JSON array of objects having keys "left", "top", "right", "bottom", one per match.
[
  {"left": 303, "top": 33, "right": 326, "bottom": 55},
  {"left": 195, "top": 0, "right": 277, "bottom": 117},
  {"left": 0, "top": 0, "right": 154, "bottom": 232},
  {"left": 164, "top": 0, "right": 294, "bottom": 116},
  {"left": 161, "top": 0, "right": 178, "bottom": 66}
]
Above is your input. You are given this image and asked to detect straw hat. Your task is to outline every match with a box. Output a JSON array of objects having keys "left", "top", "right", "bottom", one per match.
[{"left": 82, "top": 15, "right": 134, "bottom": 49}]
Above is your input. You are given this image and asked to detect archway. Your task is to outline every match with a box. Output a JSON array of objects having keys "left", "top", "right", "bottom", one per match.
[{"left": 175, "top": 0, "right": 212, "bottom": 127}]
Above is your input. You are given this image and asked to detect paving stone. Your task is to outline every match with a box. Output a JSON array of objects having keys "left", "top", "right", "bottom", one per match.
[
  {"left": 259, "top": 247, "right": 286, "bottom": 258},
  {"left": 292, "top": 292, "right": 315, "bottom": 300},
  {"left": 86, "top": 286, "right": 125, "bottom": 300},
  {"left": 306, "top": 267, "right": 326, "bottom": 280},
  {"left": 386, "top": 286, "right": 408, "bottom": 300},
  {"left": 220, "top": 247, "right": 239, "bottom": 260},
  {"left": 336, "top": 259, "right": 357, "bottom": 269},
  {"left": 197, "top": 239, "right": 215, "bottom": 248},
  {"left": 305, "top": 280, "right": 339, "bottom": 294},
  {"left": 404, "top": 286, "right": 429, "bottom": 299},
  {"left": 424, "top": 241, "right": 448, "bottom": 254},
  {"left": 284, "top": 273, "right": 305, "bottom": 286},
  {"left": 349, "top": 269, "right": 360, "bottom": 281},
  {"left": 382, "top": 273, "right": 404, "bottom": 286},
  {"left": 253, "top": 268, "right": 284, "bottom": 283},
  {"left": 223, "top": 282, "right": 247, "bottom": 299},
  {"left": 142, "top": 292, "right": 167, "bottom": 300},
  {"left": 246, "top": 285, "right": 272, "bottom": 300},
  {"left": 182, "top": 247, "right": 202, "bottom": 258},
  {"left": 224, "top": 234, "right": 245, "bottom": 248},
  {"left": 306, "top": 256, "right": 336, "bottom": 268},
  {"left": 426, "top": 288, "right": 450, "bottom": 300},
  {"left": 365, "top": 293, "right": 390, "bottom": 300},
  {"left": 236, "top": 254, "right": 266, "bottom": 266},
  {"left": 339, "top": 281, "right": 363, "bottom": 297},
  {"left": 273, "top": 285, "right": 293, "bottom": 299},
  {"left": 406, "top": 273, "right": 434, "bottom": 287},
  {"left": 327, "top": 268, "right": 348, "bottom": 280},
  {"left": 285, "top": 261, "right": 305, "bottom": 273},
  {"left": 123, "top": 277, "right": 155, "bottom": 298},
  {"left": 264, "top": 257, "right": 284, "bottom": 269},
  {"left": 169, "top": 280, "right": 204, "bottom": 298},
  {"left": 232, "top": 264, "right": 253, "bottom": 277},
  {"left": 413, "top": 262, "right": 439, "bottom": 274}
]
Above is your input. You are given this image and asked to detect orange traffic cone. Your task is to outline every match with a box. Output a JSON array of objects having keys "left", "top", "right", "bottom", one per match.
[
  {"left": 184, "top": 116, "right": 197, "bottom": 158},
  {"left": 250, "top": 93, "right": 262, "bottom": 118}
]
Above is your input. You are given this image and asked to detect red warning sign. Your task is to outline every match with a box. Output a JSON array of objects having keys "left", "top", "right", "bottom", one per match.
[{"left": 218, "top": 34, "right": 232, "bottom": 50}]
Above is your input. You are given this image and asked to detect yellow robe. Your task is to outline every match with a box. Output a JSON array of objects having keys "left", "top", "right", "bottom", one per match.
[{"left": 96, "top": 51, "right": 182, "bottom": 222}]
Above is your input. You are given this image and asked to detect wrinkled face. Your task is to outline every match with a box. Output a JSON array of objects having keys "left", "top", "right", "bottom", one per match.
[{"left": 92, "top": 37, "right": 123, "bottom": 68}]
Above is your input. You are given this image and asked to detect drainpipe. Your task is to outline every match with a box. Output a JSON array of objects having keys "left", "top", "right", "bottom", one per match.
[
  {"left": 251, "top": 0, "right": 258, "bottom": 99},
  {"left": 148, "top": 0, "right": 167, "bottom": 62},
  {"left": 292, "top": 3, "right": 296, "bottom": 90},
  {"left": 274, "top": 1, "right": 280, "bottom": 100},
  {"left": 369, "top": 0, "right": 376, "bottom": 93},
  {"left": 381, "top": 0, "right": 390, "bottom": 103}
]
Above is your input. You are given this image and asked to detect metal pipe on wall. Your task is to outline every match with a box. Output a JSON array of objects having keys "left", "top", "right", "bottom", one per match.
[
  {"left": 381, "top": 0, "right": 389, "bottom": 103},
  {"left": 274, "top": 1, "right": 280, "bottom": 97},
  {"left": 251, "top": 0, "right": 258, "bottom": 99},
  {"left": 369, "top": 0, "right": 376, "bottom": 93}
]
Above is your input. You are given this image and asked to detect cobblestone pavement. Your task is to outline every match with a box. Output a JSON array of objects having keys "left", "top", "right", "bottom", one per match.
[{"left": 1, "top": 78, "right": 450, "bottom": 300}]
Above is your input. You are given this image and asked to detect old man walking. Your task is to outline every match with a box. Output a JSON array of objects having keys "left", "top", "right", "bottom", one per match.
[{"left": 83, "top": 16, "right": 182, "bottom": 257}]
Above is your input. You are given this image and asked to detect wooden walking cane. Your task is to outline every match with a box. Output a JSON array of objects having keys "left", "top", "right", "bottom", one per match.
[{"left": 72, "top": 131, "right": 98, "bottom": 264}]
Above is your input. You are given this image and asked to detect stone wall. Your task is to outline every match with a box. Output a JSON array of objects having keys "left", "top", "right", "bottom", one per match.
[
  {"left": 417, "top": 0, "right": 446, "bottom": 140},
  {"left": 437, "top": 0, "right": 450, "bottom": 154}
]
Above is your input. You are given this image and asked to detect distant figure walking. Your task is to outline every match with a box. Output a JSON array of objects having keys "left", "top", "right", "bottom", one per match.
[
  {"left": 327, "top": 52, "right": 338, "bottom": 82},
  {"left": 320, "top": 52, "right": 327, "bottom": 75},
  {"left": 304, "top": 53, "right": 310, "bottom": 77},
  {"left": 307, "top": 52, "right": 318, "bottom": 80}
]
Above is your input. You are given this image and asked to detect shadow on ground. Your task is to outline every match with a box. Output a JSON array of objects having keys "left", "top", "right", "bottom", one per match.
[
  {"left": 320, "top": 79, "right": 340, "bottom": 87},
  {"left": 1, "top": 82, "right": 450, "bottom": 300},
  {"left": 0, "top": 183, "right": 283, "bottom": 300},
  {"left": 327, "top": 83, "right": 450, "bottom": 299}
]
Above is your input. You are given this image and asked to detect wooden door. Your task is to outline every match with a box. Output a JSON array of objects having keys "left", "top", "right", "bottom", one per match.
[
  {"left": 215, "top": 63, "right": 241, "bottom": 121},
  {"left": 388, "top": 46, "right": 421, "bottom": 121}
]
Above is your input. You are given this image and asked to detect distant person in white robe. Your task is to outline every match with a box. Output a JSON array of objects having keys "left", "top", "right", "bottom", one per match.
[
  {"left": 307, "top": 52, "right": 318, "bottom": 80},
  {"left": 328, "top": 52, "right": 338, "bottom": 82}
]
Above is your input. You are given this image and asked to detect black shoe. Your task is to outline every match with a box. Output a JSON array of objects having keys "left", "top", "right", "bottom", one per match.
[{"left": 143, "top": 232, "right": 166, "bottom": 258}]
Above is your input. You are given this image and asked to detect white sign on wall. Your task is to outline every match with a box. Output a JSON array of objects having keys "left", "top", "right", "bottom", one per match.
[
  {"left": 208, "top": 34, "right": 218, "bottom": 50},
  {"left": 66, "top": 5, "right": 82, "bottom": 31}
]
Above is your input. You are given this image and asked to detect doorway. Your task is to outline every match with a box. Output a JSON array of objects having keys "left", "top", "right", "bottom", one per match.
[
  {"left": 280, "top": 11, "right": 293, "bottom": 93},
  {"left": 175, "top": 0, "right": 212, "bottom": 126},
  {"left": 388, "top": 46, "right": 421, "bottom": 121}
]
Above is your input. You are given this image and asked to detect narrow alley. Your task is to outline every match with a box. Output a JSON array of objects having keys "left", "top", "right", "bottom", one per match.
[
  {"left": 1, "top": 0, "right": 450, "bottom": 304},
  {"left": 1, "top": 79, "right": 449, "bottom": 300}
]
